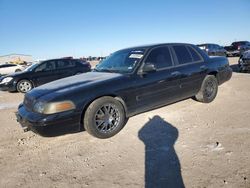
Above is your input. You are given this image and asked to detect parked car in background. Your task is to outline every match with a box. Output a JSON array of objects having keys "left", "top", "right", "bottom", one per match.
[
  {"left": 0, "top": 64, "right": 25, "bottom": 75},
  {"left": 238, "top": 50, "right": 250, "bottom": 72},
  {"left": 224, "top": 41, "right": 250, "bottom": 57},
  {"left": 16, "top": 43, "right": 232, "bottom": 138},
  {"left": 0, "top": 58, "right": 91, "bottom": 93},
  {"left": 197, "top": 43, "right": 226, "bottom": 56}
]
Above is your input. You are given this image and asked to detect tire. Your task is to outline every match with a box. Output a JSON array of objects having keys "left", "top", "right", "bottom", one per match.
[
  {"left": 84, "top": 96, "right": 127, "bottom": 139},
  {"left": 17, "top": 79, "right": 33, "bottom": 93},
  {"left": 195, "top": 75, "right": 218, "bottom": 103}
]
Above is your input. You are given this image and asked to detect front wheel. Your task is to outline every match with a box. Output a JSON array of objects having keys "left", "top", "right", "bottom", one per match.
[
  {"left": 17, "top": 79, "right": 33, "bottom": 93},
  {"left": 195, "top": 75, "right": 218, "bottom": 103},
  {"left": 84, "top": 96, "right": 127, "bottom": 139}
]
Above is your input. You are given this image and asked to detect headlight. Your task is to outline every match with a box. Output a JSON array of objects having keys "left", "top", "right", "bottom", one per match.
[
  {"left": 1, "top": 77, "right": 13, "bottom": 84},
  {"left": 33, "top": 100, "right": 76, "bottom": 114}
]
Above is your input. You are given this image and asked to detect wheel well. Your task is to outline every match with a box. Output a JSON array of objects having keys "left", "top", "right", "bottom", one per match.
[
  {"left": 208, "top": 71, "right": 219, "bottom": 82},
  {"left": 79, "top": 95, "right": 128, "bottom": 127}
]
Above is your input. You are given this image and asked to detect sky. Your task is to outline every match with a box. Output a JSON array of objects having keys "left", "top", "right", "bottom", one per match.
[{"left": 0, "top": 0, "right": 250, "bottom": 60}]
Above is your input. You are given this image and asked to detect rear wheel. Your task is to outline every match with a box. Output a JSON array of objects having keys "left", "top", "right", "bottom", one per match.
[
  {"left": 84, "top": 96, "right": 127, "bottom": 139},
  {"left": 195, "top": 75, "right": 218, "bottom": 103},
  {"left": 17, "top": 79, "right": 33, "bottom": 93}
]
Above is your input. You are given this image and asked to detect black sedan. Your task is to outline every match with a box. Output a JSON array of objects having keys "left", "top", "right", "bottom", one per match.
[
  {"left": 16, "top": 43, "right": 232, "bottom": 138},
  {"left": 197, "top": 43, "right": 226, "bottom": 56},
  {"left": 0, "top": 58, "right": 91, "bottom": 93},
  {"left": 238, "top": 50, "right": 250, "bottom": 72}
]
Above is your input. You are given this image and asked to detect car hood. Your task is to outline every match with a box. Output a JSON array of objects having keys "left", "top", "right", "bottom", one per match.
[{"left": 29, "top": 71, "right": 125, "bottom": 99}]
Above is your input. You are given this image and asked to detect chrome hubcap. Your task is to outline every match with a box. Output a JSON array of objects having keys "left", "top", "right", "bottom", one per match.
[
  {"left": 19, "top": 81, "right": 32, "bottom": 92},
  {"left": 205, "top": 80, "right": 215, "bottom": 98},
  {"left": 95, "top": 104, "right": 120, "bottom": 133}
]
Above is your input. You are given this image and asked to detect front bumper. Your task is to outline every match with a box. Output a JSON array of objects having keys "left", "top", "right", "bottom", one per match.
[
  {"left": 239, "top": 64, "right": 250, "bottom": 71},
  {"left": 239, "top": 59, "right": 250, "bottom": 71},
  {"left": 0, "top": 81, "right": 17, "bottom": 92},
  {"left": 16, "top": 104, "right": 82, "bottom": 136}
]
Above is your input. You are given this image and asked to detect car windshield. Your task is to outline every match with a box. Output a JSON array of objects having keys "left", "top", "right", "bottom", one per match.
[
  {"left": 94, "top": 48, "right": 145, "bottom": 73},
  {"left": 24, "top": 62, "right": 40, "bottom": 71}
]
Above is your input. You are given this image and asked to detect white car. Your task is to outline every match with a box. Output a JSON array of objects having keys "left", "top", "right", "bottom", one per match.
[{"left": 0, "top": 64, "right": 25, "bottom": 75}]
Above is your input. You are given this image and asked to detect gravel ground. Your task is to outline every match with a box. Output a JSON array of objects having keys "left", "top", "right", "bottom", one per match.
[{"left": 0, "top": 57, "right": 249, "bottom": 188}]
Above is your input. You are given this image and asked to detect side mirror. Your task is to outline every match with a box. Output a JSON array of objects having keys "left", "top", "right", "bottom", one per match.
[{"left": 140, "top": 63, "right": 156, "bottom": 74}]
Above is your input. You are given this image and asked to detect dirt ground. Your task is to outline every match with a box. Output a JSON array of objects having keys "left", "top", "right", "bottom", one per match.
[{"left": 0, "top": 57, "right": 249, "bottom": 188}]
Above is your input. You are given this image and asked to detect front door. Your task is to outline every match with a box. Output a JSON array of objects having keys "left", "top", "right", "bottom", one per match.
[
  {"left": 129, "top": 46, "right": 182, "bottom": 114},
  {"left": 32, "top": 60, "right": 58, "bottom": 86}
]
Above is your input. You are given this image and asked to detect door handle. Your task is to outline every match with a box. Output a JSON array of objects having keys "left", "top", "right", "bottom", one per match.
[{"left": 171, "top": 71, "right": 181, "bottom": 77}]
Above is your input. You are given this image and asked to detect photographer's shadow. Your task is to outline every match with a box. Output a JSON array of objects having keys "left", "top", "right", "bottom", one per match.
[{"left": 138, "top": 116, "right": 185, "bottom": 188}]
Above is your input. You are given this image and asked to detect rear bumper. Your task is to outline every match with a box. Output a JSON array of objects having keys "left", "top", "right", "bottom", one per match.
[
  {"left": 217, "top": 67, "right": 232, "bottom": 85},
  {"left": 16, "top": 104, "right": 82, "bottom": 135}
]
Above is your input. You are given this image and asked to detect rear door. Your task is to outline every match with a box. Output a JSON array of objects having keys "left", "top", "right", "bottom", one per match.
[
  {"left": 32, "top": 60, "right": 58, "bottom": 86},
  {"left": 171, "top": 45, "right": 205, "bottom": 99},
  {"left": 56, "top": 59, "right": 76, "bottom": 79},
  {"left": 131, "top": 46, "right": 182, "bottom": 112}
]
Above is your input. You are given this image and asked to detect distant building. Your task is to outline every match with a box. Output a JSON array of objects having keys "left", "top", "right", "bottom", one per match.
[{"left": 0, "top": 54, "right": 33, "bottom": 64}]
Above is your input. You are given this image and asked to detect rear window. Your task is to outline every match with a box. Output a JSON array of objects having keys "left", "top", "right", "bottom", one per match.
[
  {"left": 187, "top": 46, "right": 202, "bottom": 62},
  {"left": 76, "top": 60, "right": 87, "bottom": 66},
  {"left": 173, "top": 45, "right": 192, "bottom": 65}
]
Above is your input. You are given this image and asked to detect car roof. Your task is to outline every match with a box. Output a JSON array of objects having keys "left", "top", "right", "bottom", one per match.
[
  {"left": 42, "top": 58, "right": 81, "bottom": 62},
  {"left": 197, "top": 43, "right": 220, "bottom": 46},
  {"left": 120, "top": 43, "right": 196, "bottom": 51}
]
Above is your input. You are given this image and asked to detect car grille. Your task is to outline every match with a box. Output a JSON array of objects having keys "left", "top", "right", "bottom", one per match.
[{"left": 23, "top": 95, "right": 35, "bottom": 111}]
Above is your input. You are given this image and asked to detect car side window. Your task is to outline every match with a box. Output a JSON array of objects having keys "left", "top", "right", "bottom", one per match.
[
  {"left": 145, "top": 47, "right": 173, "bottom": 69},
  {"left": 35, "top": 61, "right": 56, "bottom": 72},
  {"left": 208, "top": 44, "right": 213, "bottom": 49},
  {"left": 187, "top": 46, "right": 202, "bottom": 62},
  {"left": 173, "top": 45, "right": 192, "bottom": 65},
  {"left": 57, "top": 60, "right": 75, "bottom": 69}
]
